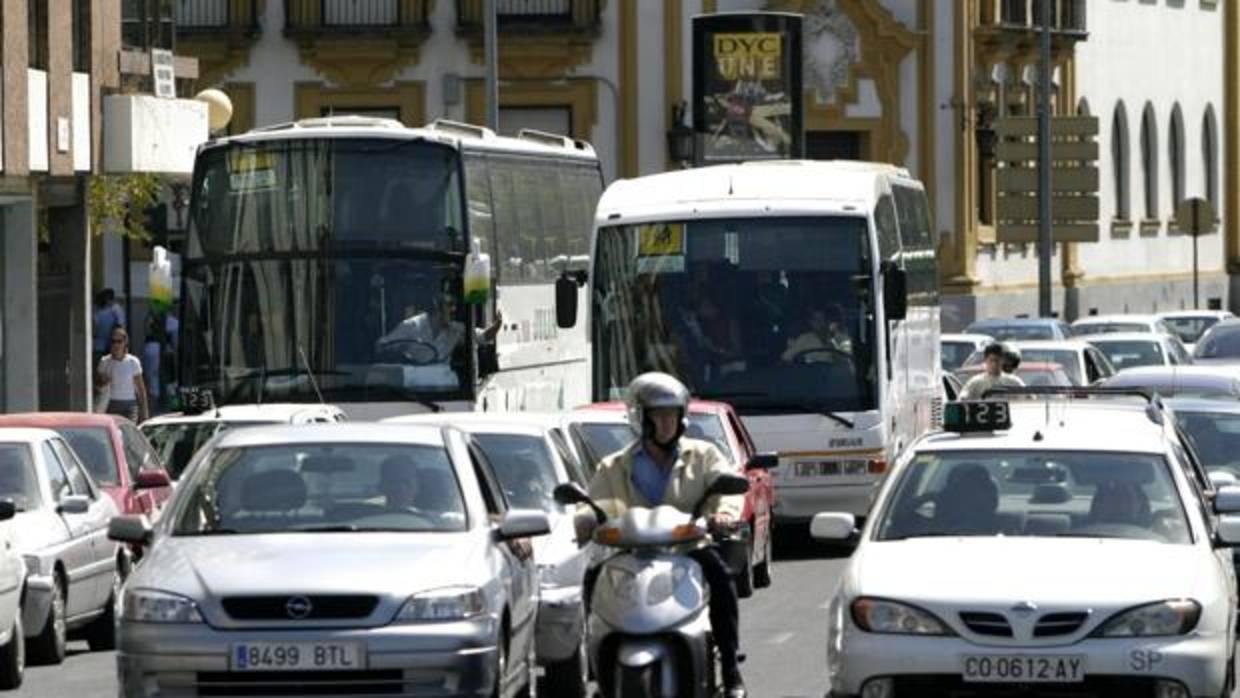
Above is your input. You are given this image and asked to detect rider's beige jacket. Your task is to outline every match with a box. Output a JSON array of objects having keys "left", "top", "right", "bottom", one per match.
[{"left": 586, "top": 437, "right": 745, "bottom": 521}]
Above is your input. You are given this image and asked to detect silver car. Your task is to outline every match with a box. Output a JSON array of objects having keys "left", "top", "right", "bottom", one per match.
[
  {"left": 109, "top": 423, "right": 550, "bottom": 698},
  {"left": 0, "top": 427, "right": 122, "bottom": 667},
  {"left": 386, "top": 412, "right": 594, "bottom": 695}
]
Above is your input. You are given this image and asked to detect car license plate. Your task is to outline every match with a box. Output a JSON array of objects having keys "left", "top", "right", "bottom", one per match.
[
  {"left": 231, "top": 642, "right": 364, "bottom": 672},
  {"left": 797, "top": 462, "right": 839, "bottom": 477},
  {"left": 962, "top": 655, "right": 1084, "bottom": 683}
]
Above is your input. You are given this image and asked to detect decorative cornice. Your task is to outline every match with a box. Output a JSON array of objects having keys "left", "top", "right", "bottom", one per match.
[
  {"left": 466, "top": 37, "right": 594, "bottom": 80},
  {"left": 294, "top": 37, "right": 426, "bottom": 87}
]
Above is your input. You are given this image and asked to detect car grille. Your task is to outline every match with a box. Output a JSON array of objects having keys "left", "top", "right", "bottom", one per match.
[
  {"left": 1034, "top": 611, "right": 1090, "bottom": 637},
  {"left": 891, "top": 674, "right": 1159, "bottom": 697},
  {"left": 221, "top": 595, "right": 379, "bottom": 621},
  {"left": 959, "top": 612, "right": 1012, "bottom": 637},
  {"left": 196, "top": 670, "right": 405, "bottom": 696}
]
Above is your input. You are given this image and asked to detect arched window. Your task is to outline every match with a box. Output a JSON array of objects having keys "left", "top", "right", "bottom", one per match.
[
  {"left": 1169, "top": 103, "right": 1185, "bottom": 209},
  {"left": 1141, "top": 103, "right": 1159, "bottom": 220},
  {"left": 1111, "top": 102, "right": 1130, "bottom": 220},
  {"left": 1203, "top": 104, "right": 1219, "bottom": 211}
]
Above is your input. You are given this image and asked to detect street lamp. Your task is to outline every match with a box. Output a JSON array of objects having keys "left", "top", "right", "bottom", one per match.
[{"left": 666, "top": 101, "right": 695, "bottom": 167}]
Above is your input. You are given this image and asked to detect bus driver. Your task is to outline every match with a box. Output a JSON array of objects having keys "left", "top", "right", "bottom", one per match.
[{"left": 375, "top": 292, "right": 503, "bottom": 384}]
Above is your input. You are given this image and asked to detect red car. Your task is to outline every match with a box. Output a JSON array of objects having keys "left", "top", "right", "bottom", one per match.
[
  {"left": 0, "top": 413, "right": 172, "bottom": 517},
  {"left": 567, "top": 400, "right": 777, "bottom": 597}
]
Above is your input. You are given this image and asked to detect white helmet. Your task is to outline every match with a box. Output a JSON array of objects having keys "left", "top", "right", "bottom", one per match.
[{"left": 625, "top": 372, "right": 691, "bottom": 447}]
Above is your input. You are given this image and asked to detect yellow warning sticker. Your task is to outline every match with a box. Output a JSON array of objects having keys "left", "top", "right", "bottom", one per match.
[{"left": 637, "top": 223, "right": 684, "bottom": 257}]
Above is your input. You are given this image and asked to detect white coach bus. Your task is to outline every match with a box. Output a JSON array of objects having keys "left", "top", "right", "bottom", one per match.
[
  {"left": 556, "top": 160, "right": 941, "bottom": 526},
  {"left": 177, "top": 116, "right": 601, "bottom": 419}
]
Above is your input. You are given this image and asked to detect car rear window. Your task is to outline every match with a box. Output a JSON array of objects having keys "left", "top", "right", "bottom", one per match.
[
  {"left": 0, "top": 444, "right": 40, "bottom": 510},
  {"left": 55, "top": 427, "right": 118, "bottom": 486}
]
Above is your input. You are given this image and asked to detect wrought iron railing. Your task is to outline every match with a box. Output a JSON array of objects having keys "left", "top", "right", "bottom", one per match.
[
  {"left": 986, "top": 0, "right": 1086, "bottom": 33},
  {"left": 285, "top": 0, "right": 431, "bottom": 33},
  {"left": 456, "top": 0, "right": 601, "bottom": 33}
]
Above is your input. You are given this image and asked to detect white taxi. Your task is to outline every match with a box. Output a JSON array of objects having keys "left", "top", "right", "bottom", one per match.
[{"left": 812, "top": 392, "right": 1238, "bottom": 698}]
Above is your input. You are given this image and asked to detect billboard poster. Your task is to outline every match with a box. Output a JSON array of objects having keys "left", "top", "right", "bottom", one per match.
[{"left": 692, "top": 12, "right": 803, "bottom": 165}]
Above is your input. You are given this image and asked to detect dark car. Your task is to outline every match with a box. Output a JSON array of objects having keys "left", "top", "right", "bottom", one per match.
[
  {"left": 962, "top": 318, "right": 1074, "bottom": 341},
  {"left": 0, "top": 413, "right": 172, "bottom": 518}
]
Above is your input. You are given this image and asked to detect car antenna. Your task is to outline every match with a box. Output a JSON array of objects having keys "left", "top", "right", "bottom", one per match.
[{"left": 298, "top": 344, "right": 326, "bottom": 405}]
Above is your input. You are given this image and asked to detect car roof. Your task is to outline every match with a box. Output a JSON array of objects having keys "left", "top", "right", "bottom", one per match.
[
  {"left": 1076, "top": 332, "right": 1171, "bottom": 343},
  {"left": 1164, "top": 397, "right": 1240, "bottom": 414},
  {"left": 942, "top": 333, "right": 993, "bottom": 344},
  {"left": 0, "top": 412, "right": 122, "bottom": 429},
  {"left": 580, "top": 399, "right": 730, "bottom": 415},
  {"left": 143, "top": 403, "right": 342, "bottom": 426},
  {"left": 959, "top": 361, "right": 1065, "bottom": 371},
  {"left": 1006, "top": 339, "right": 1094, "bottom": 351},
  {"left": 1103, "top": 366, "right": 1240, "bottom": 389},
  {"left": 1072, "top": 314, "right": 1162, "bottom": 325},
  {"left": 1158, "top": 310, "right": 1234, "bottom": 319},
  {"left": 0, "top": 427, "right": 60, "bottom": 444},
  {"left": 383, "top": 412, "right": 552, "bottom": 438},
  {"left": 919, "top": 400, "right": 1171, "bottom": 454},
  {"left": 211, "top": 423, "right": 446, "bottom": 449},
  {"left": 967, "top": 318, "right": 1062, "bottom": 327}
]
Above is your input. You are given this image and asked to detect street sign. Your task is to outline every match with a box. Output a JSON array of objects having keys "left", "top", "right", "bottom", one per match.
[
  {"left": 993, "top": 224, "right": 1099, "bottom": 243},
  {"left": 997, "top": 195, "right": 1099, "bottom": 220},
  {"left": 1174, "top": 196, "right": 1216, "bottom": 236},
  {"left": 152, "top": 49, "right": 176, "bottom": 99},
  {"left": 994, "top": 140, "right": 1098, "bottom": 162},
  {"left": 993, "top": 114, "right": 1100, "bottom": 244},
  {"left": 997, "top": 167, "right": 1098, "bottom": 192},
  {"left": 993, "top": 116, "right": 1099, "bottom": 137},
  {"left": 1174, "top": 196, "right": 1216, "bottom": 309}
]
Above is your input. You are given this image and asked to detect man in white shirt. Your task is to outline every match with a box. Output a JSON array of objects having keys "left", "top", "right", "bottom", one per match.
[
  {"left": 376, "top": 292, "right": 503, "bottom": 367},
  {"left": 961, "top": 342, "right": 1026, "bottom": 400},
  {"left": 96, "top": 328, "right": 150, "bottom": 422}
]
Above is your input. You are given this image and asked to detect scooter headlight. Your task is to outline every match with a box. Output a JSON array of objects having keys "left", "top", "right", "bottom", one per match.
[{"left": 646, "top": 561, "right": 693, "bottom": 607}]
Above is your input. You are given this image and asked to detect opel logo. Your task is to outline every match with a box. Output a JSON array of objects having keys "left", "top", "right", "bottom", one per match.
[
  {"left": 1010, "top": 601, "right": 1038, "bottom": 616},
  {"left": 285, "top": 596, "right": 313, "bottom": 620}
]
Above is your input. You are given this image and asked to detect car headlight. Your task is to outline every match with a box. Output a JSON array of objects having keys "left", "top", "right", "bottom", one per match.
[
  {"left": 396, "top": 586, "right": 487, "bottom": 622},
  {"left": 1093, "top": 600, "right": 1201, "bottom": 637},
  {"left": 850, "top": 597, "right": 952, "bottom": 635},
  {"left": 646, "top": 561, "right": 694, "bottom": 607},
  {"left": 122, "top": 589, "right": 204, "bottom": 623},
  {"left": 21, "top": 555, "right": 39, "bottom": 577}
]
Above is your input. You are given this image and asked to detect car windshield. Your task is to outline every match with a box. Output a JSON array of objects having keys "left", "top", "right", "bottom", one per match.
[
  {"left": 173, "top": 443, "right": 467, "bottom": 534},
  {"left": 1075, "top": 322, "right": 1149, "bottom": 335},
  {"left": 941, "top": 341, "right": 979, "bottom": 371},
  {"left": 142, "top": 421, "right": 278, "bottom": 479},
  {"left": 1164, "top": 317, "right": 1221, "bottom": 344},
  {"left": 875, "top": 450, "right": 1190, "bottom": 544},
  {"left": 0, "top": 444, "right": 40, "bottom": 510},
  {"left": 55, "top": 427, "right": 118, "bottom": 486},
  {"left": 965, "top": 324, "right": 1054, "bottom": 341},
  {"left": 1194, "top": 326, "right": 1240, "bottom": 359},
  {"left": 472, "top": 434, "right": 562, "bottom": 511},
  {"left": 572, "top": 414, "right": 735, "bottom": 468},
  {"left": 1091, "top": 340, "right": 1165, "bottom": 371},
  {"left": 965, "top": 348, "right": 1082, "bottom": 384},
  {"left": 1175, "top": 410, "right": 1240, "bottom": 478}
]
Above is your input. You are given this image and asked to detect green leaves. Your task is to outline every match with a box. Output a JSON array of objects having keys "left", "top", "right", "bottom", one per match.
[{"left": 87, "top": 173, "right": 163, "bottom": 241}]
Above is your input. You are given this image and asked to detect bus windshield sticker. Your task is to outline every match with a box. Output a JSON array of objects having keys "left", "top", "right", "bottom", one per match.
[
  {"left": 636, "top": 223, "right": 685, "bottom": 274},
  {"left": 228, "top": 150, "right": 277, "bottom": 192}
]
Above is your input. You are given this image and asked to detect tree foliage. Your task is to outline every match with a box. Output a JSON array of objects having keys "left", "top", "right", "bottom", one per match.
[{"left": 87, "top": 174, "right": 163, "bottom": 241}]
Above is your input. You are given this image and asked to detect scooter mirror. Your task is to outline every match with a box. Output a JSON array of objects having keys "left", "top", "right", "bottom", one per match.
[
  {"left": 553, "top": 482, "right": 591, "bottom": 506},
  {"left": 706, "top": 473, "right": 750, "bottom": 497}
]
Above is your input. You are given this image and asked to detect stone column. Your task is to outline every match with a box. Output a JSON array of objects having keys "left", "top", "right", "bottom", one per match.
[{"left": 2, "top": 200, "right": 38, "bottom": 411}]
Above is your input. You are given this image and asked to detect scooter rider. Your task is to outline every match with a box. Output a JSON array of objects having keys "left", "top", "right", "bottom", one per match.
[{"left": 578, "top": 371, "right": 749, "bottom": 697}]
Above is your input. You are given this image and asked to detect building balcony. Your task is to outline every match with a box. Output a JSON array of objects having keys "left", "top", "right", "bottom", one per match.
[
  {"left": 979, "top": 0, "right": 1087, "bottom": 37},
  {"left": 284, "top": 0, "right": 431, "bottom": 37},
  {"left": 176, "top": 0, "right": 261, "bottom": 36},
  {"left": 455, "top": 0, "right": 602, "bottom": 36}
]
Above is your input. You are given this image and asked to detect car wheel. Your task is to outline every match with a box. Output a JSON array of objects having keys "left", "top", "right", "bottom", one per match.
[
  {"left": 541, "top": 632, "right": 588, "bottom": 697},
  {"left": 29, "top": 575, "right": 65, "bottom": 665},
  {"left": 753, "top": 523, "right": 773, "bottom": 589},
  {"left": 85, "top": 558, "right": 126, "bottom": 652},
  {"left": 0, "top": 614, "right": 24, "bottom": 689},
  {"left": 735, "top": 535, "right": 754, "bottom": 599}
]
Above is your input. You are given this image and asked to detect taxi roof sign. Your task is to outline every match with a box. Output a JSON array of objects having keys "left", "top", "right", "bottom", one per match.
[{"left": 944, "top": 401, "right": 1011, "bottom": 433}]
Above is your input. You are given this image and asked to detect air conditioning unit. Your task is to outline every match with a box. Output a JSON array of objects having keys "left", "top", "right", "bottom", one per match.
[{"left": 103, "top": 95, "right": 208, "bottom": 175}]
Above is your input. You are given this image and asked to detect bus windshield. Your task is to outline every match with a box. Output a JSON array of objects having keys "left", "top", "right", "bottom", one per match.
[
  {"left": 181, "top": 137, "right": 475, "bottom": 404},
  {"left": 591, "top": 216, "right": 877, "bottom": 414}
]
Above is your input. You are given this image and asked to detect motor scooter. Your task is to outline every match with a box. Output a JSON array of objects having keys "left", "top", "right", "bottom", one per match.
[{"left": 553, "top": 474, "right": 749, "bottom": 698}]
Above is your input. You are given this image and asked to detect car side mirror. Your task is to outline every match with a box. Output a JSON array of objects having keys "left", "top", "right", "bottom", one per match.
[
  {"left": 108, "top": 514, "right": 153, "bottom": 545},
  {"left": 555, "top": 275, "right": 579, "bottom": 329},
  {"left": 495, "top": 509, "right": 551, "bottom": 541},
  {"left": 810, "top": 512, "right": 857, "bottom": 541},
  {"left": 0, "top": 500, "right": 16, "bottom": 522},
  {"left": 553, "top": 482, "right": 591, "bottom": 506},
  {"left": 134, "top": 469, "right": 172, "bottom": 490},
  {"left": 705, "top": 473, "right": 750, "bottom": 497},
  {"left": 1215, "top": 485, "right": 1240, "bottom": 515},
  {"left": 747, "top": 452, "right": 779, "bottom": 471},
  {"left": 57, "top": 494, "right": 91, "bottom": 515}
]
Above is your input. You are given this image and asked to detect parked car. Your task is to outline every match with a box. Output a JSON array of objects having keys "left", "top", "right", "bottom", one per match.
[
  {"left": 108, "top": 423, "right": 549, "bottom": 697},
  {"left": 959, "top": 339, "right": 1116, "bottom": 386},
  {"left": 1166, "top": 398, "right": 1240, "bottom": 479},
  {"left": 0, "top": 413, "right": 171, "bottom": 519},
  {"left": 940, "top": 333, "right": 992, "bottom": 372},
  {"left": 956, "top": 361, "right": 1074, "bottom": 388},
  {"left": 1079, "top": 332, "right": 1193, "bottom": 371},
  {"left": 565, "top": 400, "right": 777, "bottom": 597},
  {"left": 1193, "top": 319, "right": 1240, "bottom": 366},
  {"left": 1158, "top": 309, "right": 1235, "bottom": 353},
  {"left": 1070, "top": 313, "right": 1176, "bottom": 337},
  {"left": 384, "top": 412, "right": 593, "bottom": 694},
  {"left": 0, "top": 427, "right": 122, "bottom": 665},
  {"left": 1101, "top": 365, "right": 1240, "bottom": 398},
  {"left": 140, "top": 403, "right": 347, "bottom": 479},
  {"left": 0, "top": 440, "right": 28, "bottom": 686},
  {"left": 962, "top": 318, "right": 1074, "bottom": 341}
]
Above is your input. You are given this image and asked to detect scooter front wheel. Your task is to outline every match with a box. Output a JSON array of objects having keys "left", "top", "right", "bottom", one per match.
[{"left": 615, "top": 663, "right": 660, "bottom": 698}]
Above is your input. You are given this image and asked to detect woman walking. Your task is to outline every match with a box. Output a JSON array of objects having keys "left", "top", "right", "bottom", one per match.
[{"left": 96, "top": 328, "right": 149, "bottom": 423}]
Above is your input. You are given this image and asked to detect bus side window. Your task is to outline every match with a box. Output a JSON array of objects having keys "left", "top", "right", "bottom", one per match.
[
  {"left": 463, "top": 153, "right": 496, "bottom": 261},
  {"left": 874, "top": 195, "right": 900, "bottom": 261},
  {"left": 488, "top": 156, "right": 520, "bottom": 284}
]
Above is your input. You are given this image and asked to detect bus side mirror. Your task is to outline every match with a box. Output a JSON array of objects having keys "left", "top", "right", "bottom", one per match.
[
  {"left": 882, "top": 262, "right": 908, "bottom": 321},
  {"left": 556, "top": 275, "right": 579, "bottom": 329}
]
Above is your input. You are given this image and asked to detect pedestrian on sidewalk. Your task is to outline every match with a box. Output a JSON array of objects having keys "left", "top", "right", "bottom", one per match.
[
  {"left": 92, "top": 288, "right": 125, "bottom": 359},
  {"left": 96, "top": 328, "right": 150, "bottom": 423}
]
